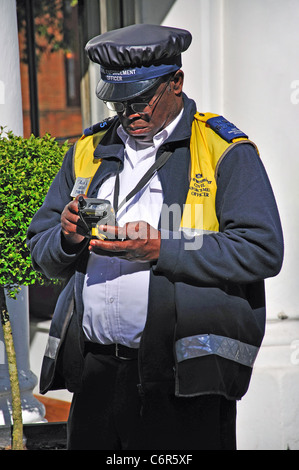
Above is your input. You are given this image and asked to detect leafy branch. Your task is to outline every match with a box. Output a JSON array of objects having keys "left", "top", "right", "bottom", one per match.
[{"left": 17, "top": 0, "right": 78, "bottom": 66}]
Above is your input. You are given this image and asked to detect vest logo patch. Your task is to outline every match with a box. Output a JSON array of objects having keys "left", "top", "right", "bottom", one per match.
[
  {"left": 189, "top": 173, "right": 212, "bottom": 197},
  {"left": 206, "top": 115, "right": 248, "bottom": 142}
]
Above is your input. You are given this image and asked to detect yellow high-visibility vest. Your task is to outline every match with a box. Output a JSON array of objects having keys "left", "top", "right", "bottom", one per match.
[{"left": 72, "top": 113, "right": 257, "bottom": 234}]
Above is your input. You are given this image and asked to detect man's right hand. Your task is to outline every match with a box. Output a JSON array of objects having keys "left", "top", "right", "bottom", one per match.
[{"left": 61, "top": 195, "right": 86, "bottom": 245}]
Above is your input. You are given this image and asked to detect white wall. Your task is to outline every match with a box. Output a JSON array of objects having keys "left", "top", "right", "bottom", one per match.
[
  {"left": 222, "top": 0, "right": 299, "bottom": 321},
  {"left": 163, "top": 0, "right": 299, "bottom": 450},
  {"left": 0, "top": 0, "right": 23, "bottom": 135}
]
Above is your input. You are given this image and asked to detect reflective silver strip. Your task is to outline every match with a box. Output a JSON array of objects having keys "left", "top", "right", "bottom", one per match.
[
  {"left": 175, "top": 333, "right": 259, "bottom": 368},
  {"left": 179, "top": 228, "right": 215, "bottom": 237},
  {"left": 44, "top": 335, "right": 60, "bottom": 360}
]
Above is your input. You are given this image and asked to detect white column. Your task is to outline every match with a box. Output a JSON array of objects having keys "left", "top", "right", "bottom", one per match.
[
  {"left": 0, "top": 288, "right": 45, "bottom": 425},
  {"left": 0, "top": 0, "right": 45, "bottom": 425},
  {"left": 162, "top": 0, "right": 224, "bottom": 113},
  {"left": 0, "top": 0, "right": 23, "bottom": 135}
]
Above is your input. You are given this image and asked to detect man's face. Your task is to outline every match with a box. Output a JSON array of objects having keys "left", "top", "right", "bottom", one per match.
[{"left": 117, "top": 72, "right": 184, "bottom": 142}]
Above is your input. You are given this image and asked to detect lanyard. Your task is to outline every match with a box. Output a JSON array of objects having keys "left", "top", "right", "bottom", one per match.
[{"left": 113, "top": 150, "right": 172, "bottom": 216}]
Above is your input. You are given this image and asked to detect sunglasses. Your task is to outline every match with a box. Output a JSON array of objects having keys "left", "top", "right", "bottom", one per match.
[{"left": 104, "top": 77, "right": 172, "bottom": 114}]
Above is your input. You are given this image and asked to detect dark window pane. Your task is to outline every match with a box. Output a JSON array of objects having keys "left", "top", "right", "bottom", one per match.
[{"left": 17, "top": 0, "right": 82, "bottom": 141}]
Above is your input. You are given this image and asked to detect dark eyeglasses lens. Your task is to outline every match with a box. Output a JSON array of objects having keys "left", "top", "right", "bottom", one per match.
[
  {"left": 131, "top": 103, "right": 149, "bottom": 113},
  {"left": 105, "top": 101, "right": 150, "bottom": 113},
  {"left": 112, "top": 102, "right": 125, "bottom": 112}
]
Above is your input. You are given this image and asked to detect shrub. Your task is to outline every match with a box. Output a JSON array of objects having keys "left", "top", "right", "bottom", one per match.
[{"left": 0, "top": 127, "right": 70, "bottom": 297}]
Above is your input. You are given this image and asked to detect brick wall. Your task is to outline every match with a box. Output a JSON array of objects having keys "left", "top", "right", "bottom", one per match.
[{"left": 20, "top": 45, "right": 83, "bottom": 141}]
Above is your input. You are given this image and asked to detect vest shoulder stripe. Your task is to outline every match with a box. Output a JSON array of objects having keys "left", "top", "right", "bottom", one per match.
[
  {"left": 195, "top": 112, "right": 248, "bottom": 143},
  {"left": 82, "top": 116, "right": 116, "bottom": 137},
  {"left": 206, "top": 115, "right": 248, "bottom": 142}
]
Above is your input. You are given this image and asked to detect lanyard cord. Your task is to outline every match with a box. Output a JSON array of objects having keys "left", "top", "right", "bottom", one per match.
[{"left": 113, "top": 150, "right": 172, "bottom": 217}]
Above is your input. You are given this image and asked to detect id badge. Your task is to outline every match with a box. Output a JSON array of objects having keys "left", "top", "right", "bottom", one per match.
[{"left": 70, "top": 177, "right": 91, "bottom": 197}]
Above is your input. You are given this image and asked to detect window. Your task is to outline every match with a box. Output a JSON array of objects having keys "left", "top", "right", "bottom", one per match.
[{"left": 17, "top": 0, "right": 82, "bottom": 141}]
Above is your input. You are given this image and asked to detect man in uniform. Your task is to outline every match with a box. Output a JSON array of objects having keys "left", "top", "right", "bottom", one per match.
[{"left": 27, "top": 24, "right": 283, "bottom": 450}]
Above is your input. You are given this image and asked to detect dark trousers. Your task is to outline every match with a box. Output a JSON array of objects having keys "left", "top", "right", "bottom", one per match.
[{"left": 67, "top": 350, "right": 237, "bottom": 450}]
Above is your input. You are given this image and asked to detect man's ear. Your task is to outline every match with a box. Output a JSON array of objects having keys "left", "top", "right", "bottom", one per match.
[{"left": 172, "top": 70, "right": 184, "bottom": 94}]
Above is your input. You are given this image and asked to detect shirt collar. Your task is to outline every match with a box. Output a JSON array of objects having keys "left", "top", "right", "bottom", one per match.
[{"left": 117, "top": 108, "right": 184, "bottom": 153}]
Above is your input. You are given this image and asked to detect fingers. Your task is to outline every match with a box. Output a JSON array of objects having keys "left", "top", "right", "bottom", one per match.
[
  {"left": 61, "top": 195, "right": 86, "bottom": 244},
  {"left": 89, "top": 221, "right": 161, "bottom": 262},
  {"left": 89, "top": 227, "right": 127, "bottom": 254},
  {"left": 61, "top": 199, "right": 79, "bottom": 226},
  {"left": 98, "top": 221, "right": 158, "bottom": 240},
  {"left": 98, "top": 224, "right": 125, "bottom": 240}
]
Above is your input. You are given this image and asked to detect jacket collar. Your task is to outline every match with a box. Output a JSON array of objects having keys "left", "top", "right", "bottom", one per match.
[
  {"left": 164, "top": 93, "right": 197, "bottom": 145},
  {"left": 93, "top": 117, "right": 124, "bottom": 161}
]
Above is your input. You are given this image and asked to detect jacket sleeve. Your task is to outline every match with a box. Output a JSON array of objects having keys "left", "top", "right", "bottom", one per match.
[
  {"left": 26, "top": 146, "right": 87, "bottom": 280},
  {"left": 155, "top": 143, "right": 284, "bottom": 285}
]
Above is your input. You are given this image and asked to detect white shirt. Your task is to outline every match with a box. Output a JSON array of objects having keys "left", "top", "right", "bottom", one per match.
[{"left": 82, "top": 110, "right": 183, "bottom": 347}]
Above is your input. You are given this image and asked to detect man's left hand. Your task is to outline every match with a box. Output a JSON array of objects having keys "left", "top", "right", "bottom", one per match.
[{"left": 88, "top": 221, "right": 161, "bottom": 262}]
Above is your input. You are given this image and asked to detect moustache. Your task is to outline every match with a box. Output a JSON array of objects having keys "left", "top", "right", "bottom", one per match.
[{"left": 121, "top": 113, "right": 151, "bottom": 125}]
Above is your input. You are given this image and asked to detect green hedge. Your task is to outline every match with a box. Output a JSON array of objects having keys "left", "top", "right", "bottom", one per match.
[{"left": 0, "top": 128, "right": 70, "bottom": 296}]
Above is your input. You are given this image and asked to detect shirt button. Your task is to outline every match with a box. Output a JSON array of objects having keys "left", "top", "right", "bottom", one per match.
[{"left": 109, "top": 297, "right": 114, "bottom": 303}]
